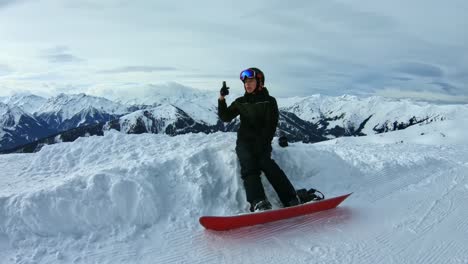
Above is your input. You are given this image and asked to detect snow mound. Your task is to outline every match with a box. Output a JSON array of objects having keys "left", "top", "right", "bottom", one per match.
[
  {"left": 0, "top": 131, "right": 359, "bottom": 245},
  {"left": 0, "top": 132, "right": 226, "bottom": 241}
]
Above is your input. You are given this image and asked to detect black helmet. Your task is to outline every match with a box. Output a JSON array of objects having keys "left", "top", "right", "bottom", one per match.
[
  {"left": 239, "top": 67, "right": 265, "bottom": 90},
  {"left": 249, "top": 67, "right": 265, "bottom": 87}
]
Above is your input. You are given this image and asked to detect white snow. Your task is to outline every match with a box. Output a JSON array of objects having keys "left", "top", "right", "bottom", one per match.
[
  {"left": 0, "top": 102, "right": 9, "bottom": 116},
  {"left": 0, "top": 103, "right": 28, "bottom": 127},
  {"left": 147, "top": 93, "right": 221, "bottom": 126},
  {"left": 5, "top": 91, "right": 467, "bottom": 131},
  {"left": 118, "top": 104, "right": 181, "bottom": 133},
  {"left": 278, "top": 94, "right": 468, "bottom": 136},
  {"left": 1, "top": 118, "right": 468, "bottom": 263},
  {"left": 36, "top": 93, "right": 129, "bottom": 121},
  {"left": 1, "top": 94, "right": 47, "bottom": 115},
  {"left": 116, "top": 85, "right": 223, "bottom": 125}
]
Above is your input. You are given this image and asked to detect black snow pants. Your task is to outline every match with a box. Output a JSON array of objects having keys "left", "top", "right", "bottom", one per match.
[{"left": 235, "top": 140, "right": 297, "bottom": 208}]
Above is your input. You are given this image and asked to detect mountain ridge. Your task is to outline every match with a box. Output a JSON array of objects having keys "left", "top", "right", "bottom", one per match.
[{"left": 2, "top": 91, "right": 467, "bottom": 153}]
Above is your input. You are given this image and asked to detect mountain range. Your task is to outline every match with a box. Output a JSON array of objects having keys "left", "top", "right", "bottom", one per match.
[{"left": 1, "top": 90, "right": 467, "bottom": 153}]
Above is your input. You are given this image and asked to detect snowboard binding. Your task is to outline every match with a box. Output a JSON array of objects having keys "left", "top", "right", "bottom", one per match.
[{"left": 296, "top": 188, "right": 325, "bottom": 204}]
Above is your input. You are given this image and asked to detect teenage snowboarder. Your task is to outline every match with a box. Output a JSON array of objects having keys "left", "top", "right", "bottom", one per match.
[{"left": 218, "top": 67, "right": 300, "bottom": 212}]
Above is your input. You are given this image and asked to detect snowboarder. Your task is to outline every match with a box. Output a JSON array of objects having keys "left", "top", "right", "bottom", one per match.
[{"left": 218, "top": 67, "right": 300, "bottom": 212}]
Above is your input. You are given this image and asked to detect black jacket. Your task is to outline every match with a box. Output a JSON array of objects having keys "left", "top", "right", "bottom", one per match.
[{"left": 218, "top": 88, "right": 279, "bottom": 150}]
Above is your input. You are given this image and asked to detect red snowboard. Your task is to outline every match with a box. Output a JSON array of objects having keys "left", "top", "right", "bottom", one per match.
[{"left": 200, "top": 193, "right": 352, "bottom": 231}]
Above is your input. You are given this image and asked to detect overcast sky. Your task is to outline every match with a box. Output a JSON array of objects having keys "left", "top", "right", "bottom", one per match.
[{"left": 0, "top": 0, "right": 467, "bottom": 103}]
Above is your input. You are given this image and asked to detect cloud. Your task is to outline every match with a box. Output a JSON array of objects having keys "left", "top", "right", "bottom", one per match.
[
  {"left": 1, "top": 1, "right": 467, "bottom": 102},
  {"left": 0, "top": 0, "right": 21, "bottom": 8},
  {"left": 16, "top": 72, "right": 64, "bottom": 81},
  {"left": 255, "top": 1, "right": 398, "bottom": 34},
  {"left": 47, "top": 54, "right": 82, "bottom": 63},
  {"left": 375, "top": 88, "right": 468, "bottom": 104},
  {"left": 41, "top": 46, "right": 83, "bottom": 63},
  {"left": 393, "top": 62, "right": 444, "bottom": 78},
  {"left": 98, "top": 66, "right": 178, "bottom": 74},
  {"left": 392, "top": 77, "right": 412, "bottom": 81},
  {"left": 62, "top": 0, "right": 130, "bottom": 10},
  {"left": 430, "top": 81, "right": 459, "bottom": 94},
  {"left": 174, "top": 72, "right": 239, "bottom": 80},
  {"left": 0, "top": 64, "right": 13, "bottom": 76},
  {"left": 83, "top": 81, "right": 215, "bottom": 104}
]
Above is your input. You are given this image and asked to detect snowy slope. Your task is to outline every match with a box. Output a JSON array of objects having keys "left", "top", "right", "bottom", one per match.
[
  {"left": 279, "top": 95, "right": 468, "bottom": 136},
  {"left": 117, "top": 104, "right": 186, "bottom": 133},
  {"left": 146, "top": 91, "right": 220, "bottom": 126},
  {"left": 1, "top": 117, "right": 468, "bottom": 263},
  {"left": 0, "top": 93, "right": 132, "bottom": 151},
  {"left": 4, "top": 92, "right": 468, "bottom": 153},
  {"left": 110, "top": 92, "right": 468, "bottom": 143},
  {"left": 34, "top": 93, "right": 130, "bottom": 131},
  {"left": 1, "top": 94, "right": 47, "bottom": 114},
  {"left": 0, "top": 102, "right": 53, "bottom": 151},
  {"left": 137, "top": 91, "right": 468, "bottom": 138},
  {"left": 117, "top": 85, "right": 222, "bottom": 125},
  {"left": 0, "top": 103, "right": 11, "bottom": 142},
  {"left": 323, "top": 118, "right": 468, "bottom": 146},
  {"left": 36, "top": 93, "right": 129, "bottom": 119},
  {"left": 147, "top": 85, "right": 219, "bottom": 125},
  {"left": 112, "top": 103, "right": 217, "bottom": 135},
  {"left": 0, "top": 103, "right": 23, "bottom": 127}
]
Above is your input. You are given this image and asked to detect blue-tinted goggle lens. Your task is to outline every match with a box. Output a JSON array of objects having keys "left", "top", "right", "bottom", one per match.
[{"left": 240, "top": 69, "right": 255, "bottom": 81}]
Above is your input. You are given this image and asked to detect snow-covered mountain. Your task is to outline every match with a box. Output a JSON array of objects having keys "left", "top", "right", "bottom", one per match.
[
  {"left": 0, "top": 93, "right": 135, "bottom": 151},
  {"left": 114, "top": 91, "right": 468, "bottom": 143},
  {"left": 278, "top": 94, "right": 468, "bottom": 138},
  {"left": 110, "top": 93, "right": 468, "bottom": 145},
  {"left": 107, "top": 103, "right": 220, "bottom": 135},
  {"left": 35, "top": 93, "right": 130, "bottom": 130},
  {"left": 3, "top": 91, "right": 468, "bottom": 153},
  {"left": 115, "top": 84, "right": 221, "bottom": 125},
  {"left": 1, "top": 94, "right": 47, "bottom": 114},
  {"left": 0, "top": 102, "right": 53, "bottom": 151}
]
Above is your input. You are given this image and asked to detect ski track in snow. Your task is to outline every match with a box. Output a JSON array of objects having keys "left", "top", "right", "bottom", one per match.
[{"left": 1, "top": 122, "right": 468, "bottom": 263}]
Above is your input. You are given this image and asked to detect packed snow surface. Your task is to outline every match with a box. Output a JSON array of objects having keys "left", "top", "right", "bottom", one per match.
[{"left": 1, "top": 119, "right": 468, "bottom": 263}]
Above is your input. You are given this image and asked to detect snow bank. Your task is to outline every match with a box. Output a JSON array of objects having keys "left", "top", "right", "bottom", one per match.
[
  {"left": 0, "top": 132, "right": 226, "bottom": 241},
  {"left": 0, "top": 130, "right": 361, "bottom": 245}
]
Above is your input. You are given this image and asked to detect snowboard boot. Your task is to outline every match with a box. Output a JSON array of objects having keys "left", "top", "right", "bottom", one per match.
[
  {"left": 252, "top": 199, "right": 272, "bottom": 212},
  {"left": 284, "top": 196, "right": 300, "bottom": 208},
  {"left": 296, "top": 188, "right": 325, "bottom": 204}
]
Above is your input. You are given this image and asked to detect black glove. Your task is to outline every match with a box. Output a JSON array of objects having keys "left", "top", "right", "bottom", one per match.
[
  {"left": 220, "top": 81, "right": 229, "bottom": 96},
  {"left": 278, "top": 135, "right": 288, "bottom": 148}
]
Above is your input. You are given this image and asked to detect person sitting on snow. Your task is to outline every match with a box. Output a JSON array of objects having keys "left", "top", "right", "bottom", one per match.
[{"left": 218, "top": 67, "right": 300, "bottom": 212}]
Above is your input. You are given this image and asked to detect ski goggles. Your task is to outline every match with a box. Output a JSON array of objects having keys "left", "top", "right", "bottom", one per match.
[{"left": 239, "top": 69, "right": 256, "bottom": 81}]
